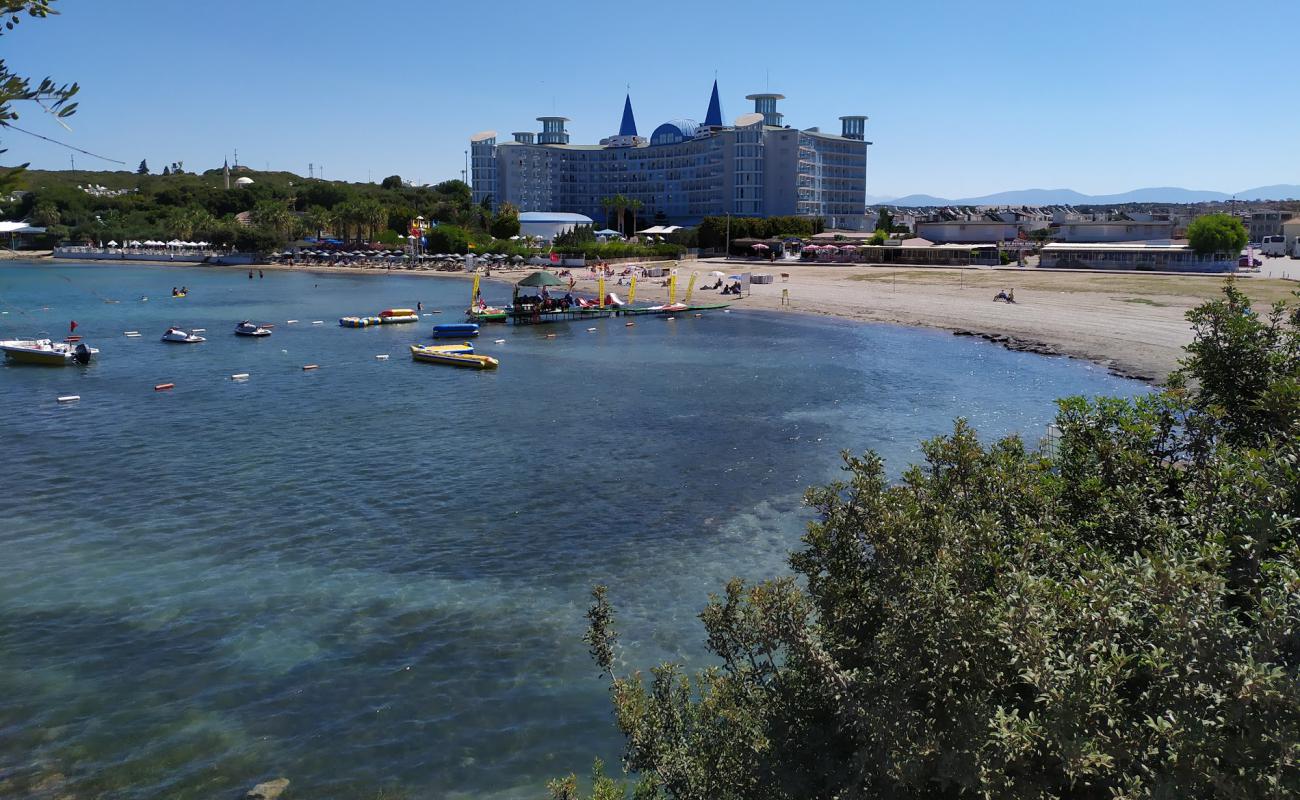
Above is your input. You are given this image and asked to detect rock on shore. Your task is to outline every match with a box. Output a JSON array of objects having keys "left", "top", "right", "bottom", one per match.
[{"left": 246, "top": 777, "right": 289, "bottom": 799}]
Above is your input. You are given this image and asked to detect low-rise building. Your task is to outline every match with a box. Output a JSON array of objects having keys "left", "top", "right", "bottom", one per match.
[
  {"left": 914, "top": 219, "right": 1047, "bottom": 243},
  {"left": 1040, "top": 242, "right": 1235, "bottom": 272},
  {"left": 1054, "top": 220, "right": 1174, "bottom": 242},
  {"left": 1250, "top": 210, "right": 1296, "bottom": 242},
  {"left": 1281, "top": 217, "right": 1300, "bottom": 257}
]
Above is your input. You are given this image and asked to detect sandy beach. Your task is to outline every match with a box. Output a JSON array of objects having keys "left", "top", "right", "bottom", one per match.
[
  {"left": 556, "top": 259, "right": 1298, "bottom": 382},
  {"left": 21, "top": 253, "right": 1300, "bottom": 381}
]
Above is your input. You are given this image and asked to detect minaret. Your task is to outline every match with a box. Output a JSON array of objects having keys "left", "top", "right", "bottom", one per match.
[
  {"left": 223, "top": 158, "right": 230, "bottom": 190},
  {"left": 618, "top": 93, "right": 638, "bottom": 137},
  {"left": 703, "top": 79, "right": 724, "bottom": 128}
]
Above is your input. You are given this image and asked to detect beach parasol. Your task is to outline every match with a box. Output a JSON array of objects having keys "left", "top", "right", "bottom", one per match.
[
  {"left": 751, "top": 243, "right": 769, "bottom": 250},
  {"left": 107, "top": 240, "right": 118, "bottom": 247},
  {"left": 516, "top": 270, "right": 565, "bottom": 287},
  {"left": 709, "top": 270, "right": 727, "bottom": 277}
]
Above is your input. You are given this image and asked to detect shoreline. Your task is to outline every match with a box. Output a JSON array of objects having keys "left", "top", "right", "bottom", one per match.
[{"left": 14, "top": 255, "right": 1295, "bottom": 383}]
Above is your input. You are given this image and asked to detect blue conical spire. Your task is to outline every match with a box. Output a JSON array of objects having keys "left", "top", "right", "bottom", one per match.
[
  {"left": 703, "top": 79, "right": 723, "bottom": 127},
  {"left": 619, "top": 93, "right": 638, "bottom": 137}
]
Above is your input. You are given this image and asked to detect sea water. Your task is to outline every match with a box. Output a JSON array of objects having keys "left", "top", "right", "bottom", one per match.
[{"left": 0, "top": 263, "right": 1146, "bottom": 798}]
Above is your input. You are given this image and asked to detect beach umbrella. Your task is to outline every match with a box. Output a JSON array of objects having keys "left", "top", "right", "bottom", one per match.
[
  {"left": 511, "top": 255, "right": 524, "bottom": 262},
  {"left": 709, "top": 270, "right": 727, "bottom": 278},
  {"left": 516, "top": 270, "right": 565, "bottom": 287},
  {"left": 107, "top": 240, "right": 118, "bottom": 247},
  {"left": 751, "top": 243, "right": 769, "bottom": 250}
]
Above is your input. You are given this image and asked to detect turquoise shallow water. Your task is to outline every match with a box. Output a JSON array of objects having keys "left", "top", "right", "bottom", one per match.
[{"left": 0, "top": 263, "right": 1146, "bottom": 798}]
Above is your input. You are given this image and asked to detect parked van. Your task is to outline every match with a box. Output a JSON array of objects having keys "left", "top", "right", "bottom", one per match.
[{"left": 1261, "top": 235, "right": 1287, "bottom": 256}]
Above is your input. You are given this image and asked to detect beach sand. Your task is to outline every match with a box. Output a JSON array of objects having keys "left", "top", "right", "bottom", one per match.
[{"left": 565, "top": 260, "right": 1299, "bottom": 382}]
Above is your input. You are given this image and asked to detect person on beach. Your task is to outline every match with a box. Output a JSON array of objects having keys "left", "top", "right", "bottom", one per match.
[{"left": 1008, "top": 288, "right": 1015, "bottom": 303}]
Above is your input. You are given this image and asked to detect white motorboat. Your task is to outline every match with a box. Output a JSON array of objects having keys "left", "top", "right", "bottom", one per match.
[
  {"left": 234, "top": 321, "right": 272, "bottom": 337},
  {"left": 1, "top": 338, "right": 97, "bottom": 365},
  {"left": 161, "top": 327, "right": 205, "bottom": 343}
]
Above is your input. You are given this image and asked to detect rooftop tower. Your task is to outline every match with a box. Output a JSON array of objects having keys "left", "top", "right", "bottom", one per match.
[
  {"left": 537, "top": 116, "right": 570, "bottom": 145},
  {"left": 745, "top": 92, "right": 785, "bottom": 127},
  {"left": 839, "top": 115, "right": 867, "bottom": 140}
]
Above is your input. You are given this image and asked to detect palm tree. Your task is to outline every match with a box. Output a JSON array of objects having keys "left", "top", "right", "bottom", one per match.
[
  {"left": 251, "top": 200, "right": 291, "bottom": 239},
  {"left": 601, "top": 196, "right": 616, "bottom": 231},
  {"left": 305, "top": 205, "right": 332, "bottom": 240},
  {"left": 610, "top": 194, "right": 630, "bottom": 235},
  {"left": 627, "top": 198, "right": 644, "bottom": 237},
  {"left": 364, "top": 200, "right": 387, "bottom": 243}
]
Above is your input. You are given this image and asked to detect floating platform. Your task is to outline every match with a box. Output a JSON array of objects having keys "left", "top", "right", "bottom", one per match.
[{"left": 509, "top": 307, "right": 613, "bottom": 326}]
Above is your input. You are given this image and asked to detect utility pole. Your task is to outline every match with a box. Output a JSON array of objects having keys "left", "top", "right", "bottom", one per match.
[
  {"left": 70, "top": 154, "right": 75, "bottom": 170},
  {"left": 309, "top": 163, "right": 313, "bottom": 179},
  {"left": 463, "top": 150, "right": 469, "bottom": 185},
  {"left": 725, "top": 213, "right": 731, "bottom": 259}
]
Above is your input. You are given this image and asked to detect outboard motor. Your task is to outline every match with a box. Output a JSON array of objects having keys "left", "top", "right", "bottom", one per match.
[{"left": 73, "top": 342, "right": 91, "bottom": 364}]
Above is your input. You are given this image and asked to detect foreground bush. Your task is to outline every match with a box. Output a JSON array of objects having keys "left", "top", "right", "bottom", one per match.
[{"left": 555, "top": 283, "right": 1300, "bottom": 799}]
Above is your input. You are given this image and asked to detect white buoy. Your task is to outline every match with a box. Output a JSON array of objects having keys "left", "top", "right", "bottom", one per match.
[
  {"left": 57, "top": 395, "right": 80, "bottom": 403},
  {"left": 375, "top": 354, "right": 389, "bottom": 360},
  {"left": 286, "top": 319, "right": 298, "bottom": 324},
  {"left": 123, "top": 330, "right": 139, "bottom": 335},
  {"left": 587, "top": 327, "right": 597, "bottom": 332},
  {"left": 125, "top": 333, "right": 142, "bottom": 338},
  {"left": 666, "top": 316, "right": 675, "bottom": 321},
  {"left": 311, "top": 320, "right": 323, "bottom": 325},
  {"left": 230, "top": 373, "right": 250, "bottom": 380},
  {"left": 493, "top": 338, "right": 505, "bottom": 344}
]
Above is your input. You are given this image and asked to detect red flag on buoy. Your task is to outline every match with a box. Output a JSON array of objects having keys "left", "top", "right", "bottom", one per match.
[{"left": 70, "top": 320, "right": 78, "bottom": 332}]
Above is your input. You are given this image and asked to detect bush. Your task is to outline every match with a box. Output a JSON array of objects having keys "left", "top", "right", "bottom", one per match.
[
  {"left": 426, "top": 224, "right": 472, "bottom": 254},
  {"left": 570, "top": 283, "right": 1300, "bottom": 799}
]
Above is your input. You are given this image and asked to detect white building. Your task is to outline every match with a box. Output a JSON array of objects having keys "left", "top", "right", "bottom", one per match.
[
  {"left": 1040, "top": 242, "right": 1235, "bottom": 272},
  {"left": 518, "top": 211, "right": 593, "bottom": 241},
  {"left": 1054, "top": 220, "right": 1174, "bottom": 243},
  {"left": 914, "top": 219, "right": 1048, "bottom": 243}
]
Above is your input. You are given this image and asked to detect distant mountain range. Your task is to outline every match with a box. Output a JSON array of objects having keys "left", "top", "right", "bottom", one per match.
[{"left": 871, "top": 185, "right": 1300, "bottom": 207}]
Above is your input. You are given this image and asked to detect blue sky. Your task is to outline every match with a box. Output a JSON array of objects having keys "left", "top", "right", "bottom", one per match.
[{"left": 4, "top": 0, "right": 1298, "bottom": 198}]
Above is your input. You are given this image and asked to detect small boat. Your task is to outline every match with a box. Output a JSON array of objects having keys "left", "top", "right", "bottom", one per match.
[
  {"left": 1, "top": 338, "right": 97, "bottom": 365},
  {"left": 433, "top": 322, "right": 480, "bottom": 339},
  {"left": 339, "top": 316, "right": 383, "bottom": 328},
  {"left": 234, "top": 321, "right": 272, "bottom": 337},
  {"left": 410, "top": 344, "right": 498, "bottom": 369},
  {"left": 467, "top": 306, "right": 508, "bottom": 323},
  {"left": 161, "top": 327, "right": 205, "bottom": 343},
  {"left": 379, "top": 308, "right": 420, "bottom": 324}
]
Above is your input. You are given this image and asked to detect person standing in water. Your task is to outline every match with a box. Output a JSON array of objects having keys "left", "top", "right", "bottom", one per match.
[
  {"left": 259, "top": 269, "right": 264, "bottom": 279},
  {"left": 248, "top": 270, "right": 254, "bottom": 279}
]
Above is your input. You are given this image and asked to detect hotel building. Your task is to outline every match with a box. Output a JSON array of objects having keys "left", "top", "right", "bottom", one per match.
[{"left": 470, "top": 82, "right": 871, "bottom": 229}]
